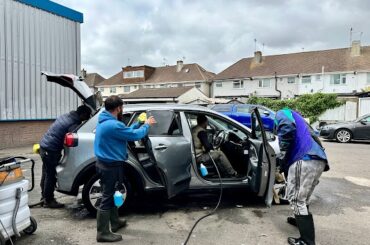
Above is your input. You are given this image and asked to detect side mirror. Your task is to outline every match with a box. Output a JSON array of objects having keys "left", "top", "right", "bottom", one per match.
[
  {"left": 360, "top": 120, "right": 367, "bottom": 125},
  {"left": 263, "top": 110, "right": 270, "bottom": 116}
]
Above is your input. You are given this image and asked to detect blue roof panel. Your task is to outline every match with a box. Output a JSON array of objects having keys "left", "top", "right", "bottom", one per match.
[{"left": 16, "top": 0, "right": 83, "bottom": 23}]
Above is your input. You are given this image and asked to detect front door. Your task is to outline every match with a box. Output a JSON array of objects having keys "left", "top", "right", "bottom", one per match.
[
  {"left": 353, "top": 115, "right": 370, "bottom": 139},
  {"left": 146, "top": 110, "right": 192, "bottom": 198},
  {"left": 249, "top": 108, "right": 276, "bottom": 206}
]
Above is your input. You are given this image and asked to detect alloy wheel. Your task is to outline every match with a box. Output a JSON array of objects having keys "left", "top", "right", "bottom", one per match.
[{"left": 336, "top": 129, "right": 351, "bottom": 143}]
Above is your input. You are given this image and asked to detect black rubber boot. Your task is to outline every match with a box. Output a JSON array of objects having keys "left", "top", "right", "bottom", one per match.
[
  {"left": 110, "top": 207, "right": 127, "bottom": 233},
  {"left": 288, "top": 214, "right": 315, "bottom": 245},
  {"left": 43, "top": 199, "right": 64, "bottom": 209},
  {"left": 287, "top": 206, "right": 309, "bottom": 227},
  {"left": 97, "top": 209, "right": 122, "bottom": 243}
]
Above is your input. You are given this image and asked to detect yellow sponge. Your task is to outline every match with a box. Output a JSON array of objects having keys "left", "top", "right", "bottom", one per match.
[
  {"left": 33, "top": 144, "right": 40, "bottom": 154},
  {"left": 138, "top": 112, "right": 147, "bottom": 123}
]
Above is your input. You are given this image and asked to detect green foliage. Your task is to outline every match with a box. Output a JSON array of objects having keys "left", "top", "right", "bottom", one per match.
[{"left": 247, "top": 93, "right": 344, "bottom": 123}]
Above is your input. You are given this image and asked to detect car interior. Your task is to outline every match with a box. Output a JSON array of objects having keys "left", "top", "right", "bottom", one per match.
[
  {"left": 184, "top": 112, "right": 253, "bottom": 180},
  {"left": 122, "top": 110, "right": 259, "bottom": 184}
]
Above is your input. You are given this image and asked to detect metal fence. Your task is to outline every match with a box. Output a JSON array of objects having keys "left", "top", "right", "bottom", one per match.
[{"left": 0, "top": 0, "right": 81, "bottom": 121}]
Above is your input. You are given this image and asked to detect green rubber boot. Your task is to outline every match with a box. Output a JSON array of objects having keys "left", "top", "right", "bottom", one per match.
[
  {"left": 110, "top": 207, "right": 127, "bottom": 233},
  {"left": 97, "top": 209, "right": 122, "bottom": 243}
]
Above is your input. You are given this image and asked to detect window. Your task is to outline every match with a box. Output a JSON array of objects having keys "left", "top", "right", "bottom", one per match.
[
  {"left": 98, "top": 87, "right": 105, "bottom": 92},
  {"left": 330, "top": 74, "right": 346, "bottom": 85},
  {"left": 124, "top": 86, "right": 130, "bottom": 93},
  {"left": 315, "top": 75, "right": 321, "bottom": 81},
  {"left": 215, "top": 81, "right": 223, "bottom": 87},
  {"left": 110, "top": 87, "right": 116, "bottom": 93},
  {"left": 236, "top": 105, "right": 253, "bottom": 113},
  {"left": 133, "top": 85, "right": 138, "bottom": 89},
  {"left": 211, "top": 104, "right": 233, "bottom": 112},
  {"left": 123, "top": 70, "right": 144, "bottom": 78},
  {"left": 258, "top": 79, "right": 271, "bottom": 88},
  {"left": 160, "top": 84, "right": 166, "bottom": 88},
  {"left": 146, "top": 111, "right": 182, "bottom": 136},
  {"left": 287, "top": 77, "right": 296, "bottom": 84},
  {"left": 195, "top": 82, "right": 201, "bottom": 88},
  {"left": 301, "top": 76, "right": 311, "bottom": 84},
  {"left": 233, "top": 80, "right": 244, "bottom": 89}
]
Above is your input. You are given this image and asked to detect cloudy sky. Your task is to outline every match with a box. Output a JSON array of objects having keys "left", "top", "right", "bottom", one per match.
[{"left": 55, "top": 0, "right": 370, "bottom": 78}]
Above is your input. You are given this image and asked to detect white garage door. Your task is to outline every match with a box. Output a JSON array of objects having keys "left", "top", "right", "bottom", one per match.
[{"left": 359, "top": 98, "right": 370, "bottom": 117}]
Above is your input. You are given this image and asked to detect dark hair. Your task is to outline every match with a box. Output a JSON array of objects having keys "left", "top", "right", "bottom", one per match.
[
  {"left": 197, "top": 114, "right": 208, "bottom": 125},
  {"left": 76, "top": 105, "right": 91, "bottom": 116},
  {"left": 104, "top": 95, "right": 124, "bottom": 111}
]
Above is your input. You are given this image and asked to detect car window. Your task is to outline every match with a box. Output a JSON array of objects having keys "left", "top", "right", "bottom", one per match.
[
  {"left": 147, "top": 110, "right": 182, "bottom": 136},
  {"left": 363, "top": 116, "right": 370, "bottom": 122},
  {"left": 211, "top": 104, "right": 233, "bottom": 112},
  {"left": 121, "top": 112, "right": 133, "bottom": 125},
  {"left": 236, "top": 105, "right": 253, "bottom": 113}
]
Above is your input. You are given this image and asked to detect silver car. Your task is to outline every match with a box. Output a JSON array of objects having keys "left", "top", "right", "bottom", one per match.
[{"left": 44, "top": 73, "right": 278, "bottom": 215}]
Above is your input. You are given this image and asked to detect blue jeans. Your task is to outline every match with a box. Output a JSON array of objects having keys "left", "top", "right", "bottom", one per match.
[{"left": 96, "top": 161, "right": 124, "bottom": 211}]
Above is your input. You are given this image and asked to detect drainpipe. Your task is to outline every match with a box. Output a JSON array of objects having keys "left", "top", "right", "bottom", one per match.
[{"left": 275, "top": 72, "right": 282, "bottom": 99}]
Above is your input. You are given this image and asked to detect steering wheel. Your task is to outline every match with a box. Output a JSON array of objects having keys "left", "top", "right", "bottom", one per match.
[{"left": 213, "top": 130, "right": 227, "bottom": 149}]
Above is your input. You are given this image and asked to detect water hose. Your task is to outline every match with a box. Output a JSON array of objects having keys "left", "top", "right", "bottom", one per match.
[
  {"left": 11, "top": 188, "right": 22, "bottom": 237},
  {"left": 183, "top": 152, "right": 223, "bottom": 245}
]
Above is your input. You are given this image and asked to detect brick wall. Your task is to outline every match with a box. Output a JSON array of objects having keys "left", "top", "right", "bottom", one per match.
[{"left": 0, "top": 120, "right": 54, "bottom": 149}]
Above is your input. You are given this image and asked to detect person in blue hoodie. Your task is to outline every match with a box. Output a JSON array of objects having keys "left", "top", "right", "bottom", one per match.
[
  {"left": 275, "top": 108, "right": 329, "bottom": 245},
  {"left": 94, "top": 95, "right": 155, "bottom": 243}
]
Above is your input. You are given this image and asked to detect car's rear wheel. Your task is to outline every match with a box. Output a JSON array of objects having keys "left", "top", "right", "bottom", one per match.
[
  {"left": 335, "top": 129, "right": 352, "bottom": 143},
  {"left": 82, "top": 173, "right": 132, "bottom": 216}
]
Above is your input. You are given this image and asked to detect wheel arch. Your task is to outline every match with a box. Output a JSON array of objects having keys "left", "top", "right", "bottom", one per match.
[{"left": 334, "top": 127, "right": 353, "bottom": 141}]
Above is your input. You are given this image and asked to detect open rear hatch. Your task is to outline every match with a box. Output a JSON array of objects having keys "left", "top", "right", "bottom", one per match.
[{"left": 41, "top": 72, "right": 100, "bottom": 112}]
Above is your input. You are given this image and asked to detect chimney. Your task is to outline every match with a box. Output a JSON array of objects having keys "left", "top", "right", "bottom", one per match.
[
  {"left": 254, "top": 51, "right": 262, "bottom": 63},
  {"left": 351, "top": 40, "right": 361, "bottom": 57},
  {"left": 81, "top": 68, "right": 87, "bottom": 78},
  {"left": 176, "top": 60, "right": 184, "bottom": 72}
]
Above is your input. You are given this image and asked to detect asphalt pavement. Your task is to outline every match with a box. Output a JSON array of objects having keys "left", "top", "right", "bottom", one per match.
[{"left": 0, "top": 140, "right": 369, "bottom": 245}]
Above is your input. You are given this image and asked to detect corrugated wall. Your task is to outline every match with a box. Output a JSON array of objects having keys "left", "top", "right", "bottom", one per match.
[{"left": 0, "top": 0, "right": 80, "bottom": 121}]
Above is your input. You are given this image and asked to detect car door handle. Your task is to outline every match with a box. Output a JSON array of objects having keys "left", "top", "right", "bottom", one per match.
[{"left": 154, "top": 144, "right": 168, "bottom": 150}]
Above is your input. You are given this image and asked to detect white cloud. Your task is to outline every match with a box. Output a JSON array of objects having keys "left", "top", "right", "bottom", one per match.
[{"left": 54, "top": 0, "right": 370, "bottom": 77}]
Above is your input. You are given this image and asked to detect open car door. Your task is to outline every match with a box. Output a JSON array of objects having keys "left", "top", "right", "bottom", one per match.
[
  {"left": 41, "top": 72, "right": 98, "bottom": 112},
  {"left": 144, "top": 110, "right": 192, "bottom": 198},
  {"left": 248, "top": 108, "right": 276, "bottom": 206}
]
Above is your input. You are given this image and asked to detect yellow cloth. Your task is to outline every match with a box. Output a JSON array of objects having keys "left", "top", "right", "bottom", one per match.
[
  {"left": 33, "top": 144, "right": 40, "bottom": 154},
  {"left": 138, "top": 112, "right": 147, "bottom": 123}
]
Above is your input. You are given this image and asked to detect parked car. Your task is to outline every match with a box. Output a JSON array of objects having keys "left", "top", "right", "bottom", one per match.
[
  {"left": 43, "top": 73, "right": 279, "bottom": 215},
  {"left": 319, "top": 114, "right": 370, "bottom": 143},
  {"left": 210, "top": 104, "right": 276, "bottom": 131}
]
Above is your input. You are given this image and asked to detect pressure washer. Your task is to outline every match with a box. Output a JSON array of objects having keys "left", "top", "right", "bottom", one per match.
[{"left": 0, "top": 156, "right": 37, "bottom": 245}]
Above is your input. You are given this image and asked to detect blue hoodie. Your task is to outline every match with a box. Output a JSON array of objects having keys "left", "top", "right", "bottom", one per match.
[
  {"left": 94, "top": 110, "right": 150, "bottom": 163},
  {"left": 275, "top": 108, "right": 329, "bottom": 171}
]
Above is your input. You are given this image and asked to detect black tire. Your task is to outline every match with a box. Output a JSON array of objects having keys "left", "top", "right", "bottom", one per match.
[
  {"left": 82, "top": 173, "right": 133, "bottom": 216},
  {"left": 23, "top": 216, "right": 37, "bottom": 235},
  {"left": 335, "top": 129, "right": 352, "bottom": 143}
]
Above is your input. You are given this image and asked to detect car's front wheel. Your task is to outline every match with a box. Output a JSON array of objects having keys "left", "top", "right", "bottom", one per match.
[
  {"left": 82, "top": 173, "right": 132, "bottom": 216},
  {"left": 335, "top": 129, "right": 352, "bottom": 143}
]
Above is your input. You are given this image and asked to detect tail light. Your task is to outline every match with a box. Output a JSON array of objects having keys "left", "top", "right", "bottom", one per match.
[{"left": 64, "top": 133, "right": 78, "bottom": 147}]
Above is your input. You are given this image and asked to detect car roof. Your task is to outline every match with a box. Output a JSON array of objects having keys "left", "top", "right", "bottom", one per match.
[{"left": 121, "top": 103, "right": 214, "bottom": 113}]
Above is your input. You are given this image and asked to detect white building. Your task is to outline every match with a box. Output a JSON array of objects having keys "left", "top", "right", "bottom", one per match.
[
  {"left": 212, "top": 41, "right": 370, "bottom": 101},
  {"left": 96, "top": 61, "right": 214, "bottom": 99}
]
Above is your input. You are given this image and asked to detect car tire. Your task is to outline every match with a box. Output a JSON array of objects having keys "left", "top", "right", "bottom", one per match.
[
  {"left": 335, "top": 129, "right": 352, "bottom": 143},
  {"left": 82, "top": 173, "right": 132, "bottom": 216}
]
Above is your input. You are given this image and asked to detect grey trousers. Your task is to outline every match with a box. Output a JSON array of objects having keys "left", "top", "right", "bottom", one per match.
[
  {"left": 197, "top": 150, "right": 236, "bottom": 176},
  {"left": 286, "top": 159, "right": 326, "bottom": 215}
]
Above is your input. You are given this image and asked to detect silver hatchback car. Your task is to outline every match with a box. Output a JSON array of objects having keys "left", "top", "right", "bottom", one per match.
[{"left": 44, "top": 73, "right": 278, "bottom": 215}]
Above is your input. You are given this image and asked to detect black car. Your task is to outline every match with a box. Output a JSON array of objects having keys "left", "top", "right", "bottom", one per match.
[{"left": 320, "top": 114, "right": 370, "bottom": 143}]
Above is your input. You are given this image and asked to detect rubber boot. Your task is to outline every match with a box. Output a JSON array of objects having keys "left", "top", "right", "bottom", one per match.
[
  {"left": 110, "top": 207, "right": 127, "bottom": 233},
  {"left": 288, "top": 214, "right": 315, "bottom": 245},
  {"left": 97, "top": 209, "right": 122, "bottom": 243},
  {"left": 287, "top": 205, "right": 309, "bottom": 227}
]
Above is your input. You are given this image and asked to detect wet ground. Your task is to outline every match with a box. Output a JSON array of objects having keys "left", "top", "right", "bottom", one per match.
[{"left": 1, "top": 141, "right": 370, "bottom": 245}]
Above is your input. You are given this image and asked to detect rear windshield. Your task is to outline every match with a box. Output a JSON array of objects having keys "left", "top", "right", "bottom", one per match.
[{"left": 211, "top": 104, "right": 233, "bottom": 112}]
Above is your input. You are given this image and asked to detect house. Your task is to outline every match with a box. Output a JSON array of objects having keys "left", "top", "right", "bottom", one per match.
[
  {"left": 120, "top": 86, "right": 211, "bottom": 105},
  {"left": 96, "top": 61, "right": 215, "bottom": 99},
  {"left": 212, "top": 41, "right": 370, "bottom": 101},
  {"left": 81, "top": 69, "right": 106, "bottom": 93}
]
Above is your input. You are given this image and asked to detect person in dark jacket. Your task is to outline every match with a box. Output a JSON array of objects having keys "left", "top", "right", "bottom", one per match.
[
  {"left": 40, "top": 105, "right": 91, "bottom": 208},
  {"left": 275, "top": 108, "right": 329, "bottom": 245},
  {"left": 94, "top": 95, "right": 155, "bottom": 243}
]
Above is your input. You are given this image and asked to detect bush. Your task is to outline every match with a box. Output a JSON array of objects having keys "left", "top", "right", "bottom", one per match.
[{"left": 247, "top": 93, "right": 344, "bottom": 123}]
